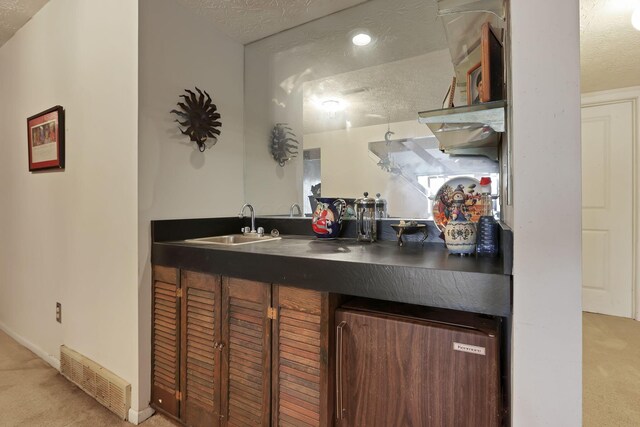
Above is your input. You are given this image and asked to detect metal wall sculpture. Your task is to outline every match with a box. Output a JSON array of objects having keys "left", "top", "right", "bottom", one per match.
[
  {"left": 270, "top": 123, "right": 299, "bottom": 167},
  {"left": 170, "top": 87, "right": 221, "bottom": 152}
]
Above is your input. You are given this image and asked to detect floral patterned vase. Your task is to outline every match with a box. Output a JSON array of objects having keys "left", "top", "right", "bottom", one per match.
[{"left": 444, "top": 216, "right": 477, "bottom": 255}]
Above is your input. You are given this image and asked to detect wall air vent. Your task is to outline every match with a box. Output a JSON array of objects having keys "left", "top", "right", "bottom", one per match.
[{"left": 60, "top": 345, "right": 131, "bottom": 420}]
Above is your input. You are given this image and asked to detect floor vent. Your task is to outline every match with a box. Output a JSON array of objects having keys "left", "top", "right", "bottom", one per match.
[{"left": 60, "top": 345, "right": 131, "bottom": 420}]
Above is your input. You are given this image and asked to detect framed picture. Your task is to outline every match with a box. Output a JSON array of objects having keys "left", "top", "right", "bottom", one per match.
[
  {"left": 27, "top": 105, "right": 65, "bottom": 171},
  {"left": 467, "top": 62, "right": 483, "bottom": 105},
  {"left": 466, "top": 23, "right": 504, "bottom": 105}
]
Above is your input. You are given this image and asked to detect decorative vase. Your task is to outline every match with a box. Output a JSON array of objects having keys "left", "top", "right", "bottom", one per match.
[
  {"left": 311, "top": 198, "right": 346, "bottom": 238},
  {"left": 444, "top": 216, "right": 477, "bottom": 255}
]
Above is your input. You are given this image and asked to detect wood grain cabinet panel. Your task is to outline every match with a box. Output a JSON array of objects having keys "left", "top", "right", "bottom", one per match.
[
  {"left": 181, "top": 271, "right": 222, "bottom": 427},
  {"left": 272, "top": 286, "right": 322, "bottom": 427},
  {"left": 222, "top": 277, "right": 272, "bottom": 427},
  {"left": 151, "top": 266, "right": 181, "bottom": 418},
  {"left": 335, "top": 308, "right": 501, "bottom": 427},
  {"left": 152, "top": 268, "right": 340, "bottom": 427}
]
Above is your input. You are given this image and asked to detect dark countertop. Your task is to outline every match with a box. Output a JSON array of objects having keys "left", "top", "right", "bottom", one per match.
[{"left": 152, "top": 217, "right": 512, "bottom": 317}]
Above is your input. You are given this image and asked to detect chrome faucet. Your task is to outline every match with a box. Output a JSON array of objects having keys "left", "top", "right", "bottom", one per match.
[
  {"left": 239, "top": 203, "right": 256, "bottom": 234},
  {"left": 289, "top": 203, "right": 302, "bottom": 217}
]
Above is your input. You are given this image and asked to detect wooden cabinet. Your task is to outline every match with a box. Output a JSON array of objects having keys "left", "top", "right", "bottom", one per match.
[
  {"left": 335, "top": 304, "right": 501, "bottom": 427},
  {"left": 152, "top": 267, "right": 224, "bottom": 426},
  {"left": 181, "top": 271, "right": 222, "bottom": 427},
  {"left": 151, "top": 266, "right": 337, "bottom": 427},
  {"left": 151, "top": 266, "right": 181, "bottom": 418},
  {"left": 272, "top": 285, "right": 338, "bottom": 427},
  {"left": 221, "top": 277, "right": 272, "bottom": 426}
]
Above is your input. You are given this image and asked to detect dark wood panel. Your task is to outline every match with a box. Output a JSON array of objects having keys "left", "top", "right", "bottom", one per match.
[
  {"left": 272, "top": 286, "right": 341, "bottom": 427},
  {"left": 182, "top": 271, "right": 222, "bottom": 427},
  {"left": 151, "top": 268, "right": 180, "bottom": 418},
  {"left": 154, "top": 265, "right": 178, "bottom": 285},
  {"left": 222, "top": 277, "right": 271, "bottom": 427},
  {"left": 335, "top": 309, "right": 501, "bottom": 427}
]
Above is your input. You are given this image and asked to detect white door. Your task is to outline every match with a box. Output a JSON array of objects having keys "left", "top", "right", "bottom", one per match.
[{"left": 581, "top": 101, "right": 634, "bottom": 318}]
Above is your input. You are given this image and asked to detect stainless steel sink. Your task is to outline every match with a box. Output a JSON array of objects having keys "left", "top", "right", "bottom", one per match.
[{"left": 184, "top": 234, "right": 281, "bottom": 246}]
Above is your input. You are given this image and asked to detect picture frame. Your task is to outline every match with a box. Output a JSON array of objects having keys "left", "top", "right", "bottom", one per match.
[
  {"left": 466, "top": 23, "right": 504, "bottom": 105},
  {"left": 467, "top": 62, "right": 483, "bottom": 105},
  {"left": 27, "top": 105, "right": 65, "bottom": 171}
]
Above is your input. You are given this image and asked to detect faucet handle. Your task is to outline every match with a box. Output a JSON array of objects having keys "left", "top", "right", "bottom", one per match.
[
  {"left": 241, "top": 226, "right": 251, "bottom": 235},
  {"left": 257, "top": 227, "right": 265, "bottom": 237}
]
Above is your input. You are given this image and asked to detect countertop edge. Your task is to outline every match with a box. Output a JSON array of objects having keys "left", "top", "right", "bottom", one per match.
[{"left": 152, "top": 241, "right": 512, "bottom": 317}]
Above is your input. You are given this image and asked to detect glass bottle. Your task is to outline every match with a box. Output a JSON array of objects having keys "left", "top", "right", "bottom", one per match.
[{"left": 476, "top": 177, "right": 499, "bottom": 257}]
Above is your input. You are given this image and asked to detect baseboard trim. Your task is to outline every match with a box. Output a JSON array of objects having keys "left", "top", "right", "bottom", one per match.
[
  {"left": 0, "top": 321, "right": 60, "bottom": 371},
  {"left": 128, "top": 406, "right": 155, "bottom": 425}
]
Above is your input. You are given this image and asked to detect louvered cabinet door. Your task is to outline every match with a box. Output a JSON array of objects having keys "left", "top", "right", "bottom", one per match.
[
  {"left": 152, "top": 266, "right": 181, "bottom": 418},
  {"left": 181, "top": 271, "right": 222, "bottom": 427},
  {"left": 221, "top": 277, "right": 272, "bottom": 427},
  {"left": 272, "top": 286, "right": 334, "bottom": 427}
]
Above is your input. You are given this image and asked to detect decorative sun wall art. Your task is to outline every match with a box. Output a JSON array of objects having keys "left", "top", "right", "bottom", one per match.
[
  {"left": 170, "top": 87, "right": 222, "bottom": 152},
  {"left": 270, "top": 123, "right": 299, "bottom": 167}
]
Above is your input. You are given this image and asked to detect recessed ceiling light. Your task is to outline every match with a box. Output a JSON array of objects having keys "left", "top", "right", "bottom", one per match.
[
  {"left": 352, "top": 33, "right": 372, "bottom": 46},
  {"left": 632, "top": 8, "right": 640, "bottom": 31},
  {"left": 321, "top": 99, "right": 345, "bottom": 113}
]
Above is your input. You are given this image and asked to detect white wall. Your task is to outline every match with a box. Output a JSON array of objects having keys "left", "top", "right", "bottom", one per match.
[
  {"left": 244, "top": 40, "right": 305, "bottom": 215},
  {"left": 510, "top": 0, "right": 583, "bottom": 425},
  {"left": 581, "top": 86, "right": 640, "bottom": 321},
  {"left": 138, "top": 0, "right": 245, "bottom": 413},
  {"left": 0, "top": 0, "right": 139, "bottom": 409},
  {"left": 304, "top": 120, "right": 432, "bottom": 218}
]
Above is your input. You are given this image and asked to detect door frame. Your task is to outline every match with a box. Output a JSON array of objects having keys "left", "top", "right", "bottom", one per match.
[{"left": 581, "top": 86, "right": 640, "bottom": 320}]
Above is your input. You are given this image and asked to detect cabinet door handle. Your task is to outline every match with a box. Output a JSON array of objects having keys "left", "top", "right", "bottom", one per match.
[{"left": 336, "top": 320, "right": 347, "bottom": 420}]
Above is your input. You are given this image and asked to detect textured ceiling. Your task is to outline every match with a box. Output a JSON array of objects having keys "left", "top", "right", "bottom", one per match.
[
  {"left": 0, "top": 0, "right": 49, "bottom": 47},
  {"left": 177, "top": 0, "right": 368, "bottom": 44},
  {"left": 303, "top": 49, "right": 453, "bottom": 134},
  {"left": 245, "top": 0, "right": 448, "bottom": 133},
  {"left": 2, "top": 0, "right": 637, "bottom": 94},
  {"left": 580, "top": 0, "right": 640, "bottom": 92}
]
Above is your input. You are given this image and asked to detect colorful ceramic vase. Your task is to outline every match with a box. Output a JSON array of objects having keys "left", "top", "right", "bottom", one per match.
[
  {"left": 311, "top": 198, "right": 347, "bottom": 238},
  {"left": 444, "top": 215, "right": 477, "bottom": 255}
]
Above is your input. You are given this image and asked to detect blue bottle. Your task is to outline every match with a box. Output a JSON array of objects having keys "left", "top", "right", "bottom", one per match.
[{"left": 476, "top": 177, "right": 499, "bottom": 257}]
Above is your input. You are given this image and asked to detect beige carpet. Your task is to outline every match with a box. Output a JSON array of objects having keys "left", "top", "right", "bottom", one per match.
[
  {"left": 0, "top": 330, "right": 174, "bottom": 427},
  {"left": 583, "top": 312, "right": 640, "bottom": 426}
]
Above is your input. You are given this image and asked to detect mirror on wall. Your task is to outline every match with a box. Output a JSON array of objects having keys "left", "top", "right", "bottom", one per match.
[{"left": 244, "top": 0, "right": 500, "bottom": 219}]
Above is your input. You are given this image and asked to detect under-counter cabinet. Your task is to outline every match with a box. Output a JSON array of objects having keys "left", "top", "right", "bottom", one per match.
[
  {"left": 151, "top": 266, "right": 339, "bottom": 427},
  {"left": 335, "top": 301, "right": 502, "bottom": 427}
]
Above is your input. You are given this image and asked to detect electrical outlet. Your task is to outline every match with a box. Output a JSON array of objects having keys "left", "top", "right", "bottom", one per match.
[{"left": 56, "top": 302, "right": 62, "bottom": 323}]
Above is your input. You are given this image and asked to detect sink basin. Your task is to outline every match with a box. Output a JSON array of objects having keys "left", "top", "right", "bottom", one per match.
[{"left": 184, "top": 234, "right": 282, "bottom": 246}]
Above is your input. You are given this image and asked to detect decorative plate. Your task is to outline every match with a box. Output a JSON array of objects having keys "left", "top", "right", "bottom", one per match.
[{"left": 432, "top": 177, "right": 486, "bottom": 232}]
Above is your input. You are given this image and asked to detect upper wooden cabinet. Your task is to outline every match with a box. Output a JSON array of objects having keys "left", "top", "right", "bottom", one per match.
[{"left": 151, "top": 267, "right": 337, "bottom": 427}]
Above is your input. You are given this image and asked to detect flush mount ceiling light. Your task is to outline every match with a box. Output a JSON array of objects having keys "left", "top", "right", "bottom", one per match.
[
  {"left": 633, "top": 7, "right": 640, "bottom": 31},
  {"left": 321, "top": 99, "right": 346, "bottom": 113},
  {"left": 352, "top": 33, "right": 372, "bottom": 46}
]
